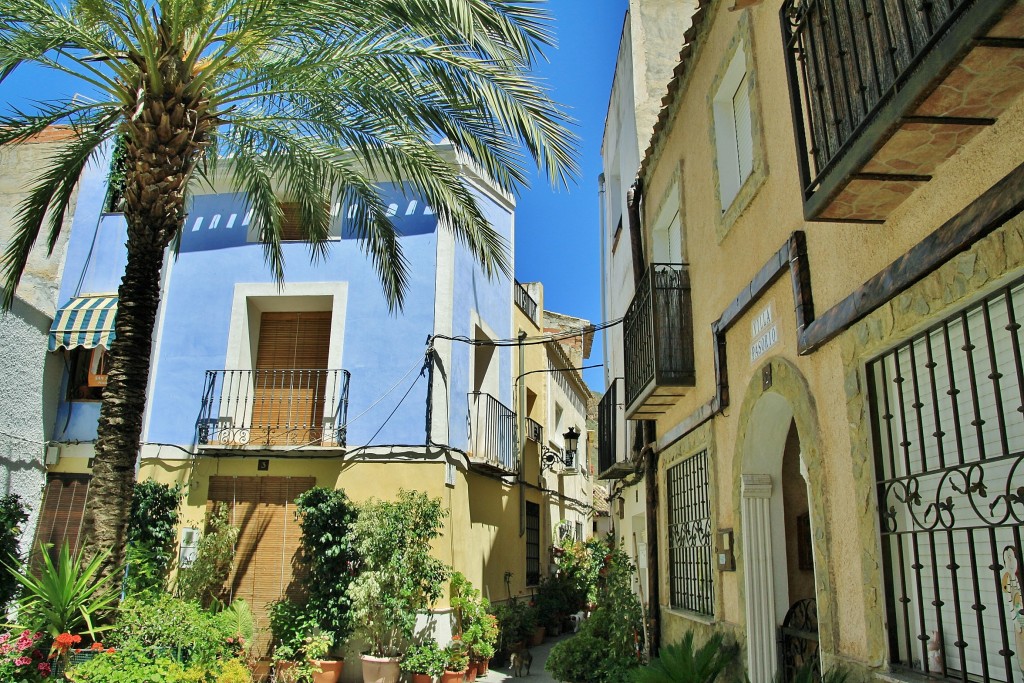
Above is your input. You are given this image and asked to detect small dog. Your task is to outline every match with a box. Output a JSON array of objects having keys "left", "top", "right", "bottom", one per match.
[
  {"left": 569, "top": 610, "right": 586, "bottom": 633},
  {"left": 510, "top": 648, "right": 533, "bottom": 677}
]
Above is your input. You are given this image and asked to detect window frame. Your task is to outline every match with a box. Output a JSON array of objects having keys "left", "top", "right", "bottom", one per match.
[{"left": 667, "top": 449, "right": 714, "bottom": 617}]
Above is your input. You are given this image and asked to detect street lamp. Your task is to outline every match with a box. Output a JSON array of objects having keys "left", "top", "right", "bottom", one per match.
[{"left": 542, "top": 426, "right": 581, "bottom": 472}]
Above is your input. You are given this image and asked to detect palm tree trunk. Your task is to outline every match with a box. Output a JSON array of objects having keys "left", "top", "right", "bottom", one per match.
[{"left": 79, "top": 230, "right": 166, "bottom": 582}]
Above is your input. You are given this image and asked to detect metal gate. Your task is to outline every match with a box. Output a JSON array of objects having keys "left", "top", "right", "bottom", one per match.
[{"left": 778, "top": 598, "right": 819, "bottom": 682}]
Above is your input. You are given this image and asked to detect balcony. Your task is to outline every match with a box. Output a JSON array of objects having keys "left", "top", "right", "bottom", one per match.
[
  {"left": 782, "top": 0, "right": 1024, "bottom": 222},
  {"left": 467, "top": 392, "right": 518, "bottom": 475},
  {"left": 514, "top": 279, "right": 538, "bottom": 324},
  {"left": 623, "top": 264, "right": 695, "bottom": 419},
  {"left": 196, "top": 369, "right": 350, "bottom": 449},
  {"left": 597, "top": 379, "right": 633, "bottom": 480}
]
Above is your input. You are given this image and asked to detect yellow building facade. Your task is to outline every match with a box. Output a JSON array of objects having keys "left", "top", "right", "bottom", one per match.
[{"left": 599, "top": 1, "right": 1024, "bottom": 681}]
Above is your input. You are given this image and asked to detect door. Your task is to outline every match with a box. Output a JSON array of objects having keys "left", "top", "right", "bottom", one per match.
[{"left": 251, "top": 311, "right": 331, "bottom": 446}]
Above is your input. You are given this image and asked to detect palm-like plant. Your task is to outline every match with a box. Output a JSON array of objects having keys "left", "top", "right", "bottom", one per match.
[
  {"left": 0, "top": 0, "right": 577, "bottom": 580},
  {"left": 4, "top": 542, "right": 119, "bottom": 638},
  {"left": 630, "top": 631, "right": 738, "bottom": 683}
]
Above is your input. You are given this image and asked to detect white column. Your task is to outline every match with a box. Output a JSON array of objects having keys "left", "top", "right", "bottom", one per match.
[{"left": 742, "top": 474, "right": 778, "bottom": 683}]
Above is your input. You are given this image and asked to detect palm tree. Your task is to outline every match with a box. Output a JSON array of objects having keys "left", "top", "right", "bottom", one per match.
[{"left": 0, "top": 0, "right": 577, "bottom": 581}]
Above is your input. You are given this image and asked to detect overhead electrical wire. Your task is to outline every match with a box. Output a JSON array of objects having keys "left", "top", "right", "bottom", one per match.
[{"left": 431, "top": 316, "right": 622, "bottom": 348}]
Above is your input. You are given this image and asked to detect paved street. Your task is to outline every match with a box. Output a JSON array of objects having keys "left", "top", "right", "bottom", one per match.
[{"left": 476, "top": 633, "right": 571, "bottom": 683}]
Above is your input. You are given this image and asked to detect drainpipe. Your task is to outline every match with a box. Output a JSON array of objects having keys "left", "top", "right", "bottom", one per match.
[
  {"left": 627, "top": 174, "right": 660, "bottom": 657},
  {"left": 518, "top": 330, "right": 527, "bottom": 537}
]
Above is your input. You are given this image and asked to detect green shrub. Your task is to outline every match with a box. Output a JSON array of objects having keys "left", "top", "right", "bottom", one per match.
[
  {"left": 401, "top": 639, "right": 447, "bottom": 676},
  {"left": 175, "top": 504, "right": 238, "bottom": 606},
  {"left": 347, "top": 490, "right": 450, "bottom": 657},
  {"left": 0, "top": 494, "right": 28, "bottom": 611},
  {"left": 107, "top": 593, "right": 233, "bottom": 665},
  {"left": 547, "top": 631, "right": 637, "bottom": 683},
  {"left": 546, "top": 544, "right": 643, "bottom": 683},
  {"left": 492, "top": 598, "right": 535, "bottom": 652},
  {"left": 294, "top": 487, "right": 358, "bottom": 650},
  {"left": 215, "top": 658, "right": 252, "bottom": 683},
  {"left": 65, "top": 642, "right": 209, "bottom": 683},
  {"left": 124, "top": 481, "right": 182, "bottom": 595},
  {"left": 268, "top": 599, "right": 318, "bottom": 662}
]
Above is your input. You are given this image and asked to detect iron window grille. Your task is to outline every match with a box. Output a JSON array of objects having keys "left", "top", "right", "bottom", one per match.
[
  {"left": 667, "top": 450, "right": 714, "bottom": 616},
  {"left": 526, "top": 502, "right": 541, "bottom": 587},
  {"left": 868, "top": 278, "right": 1024, "bottom": 682}
]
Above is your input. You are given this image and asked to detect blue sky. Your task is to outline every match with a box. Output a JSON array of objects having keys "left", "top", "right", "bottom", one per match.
[
  {"left": 514, "top": 2, "right": 626, "bottom": 389},
  {"left": 0, "top": 1, "right": 627, "bottom": 388}
]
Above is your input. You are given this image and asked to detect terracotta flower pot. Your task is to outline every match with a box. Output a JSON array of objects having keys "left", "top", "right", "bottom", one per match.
[
  {"left": 441, "top": 669, "right": 467, "bottom": 683},
  {"left": 249, "top": 658, "right": 273, "bottom": 682},
  {"left": 476, "top": 658, "right": 490, "bottom": 675},
  {"left": 465, "top": 660, "right": 478, "bottom": 682},
  {"left": 360, "top": 654, "right": 401, "bottom": 683},
  {"left": 411, "top": 674, "right": 433, "bottom": 683},
  {"left": 312, "top": 659, "right": 344, "bottom": 683},
  {"left": 529, "top": 626, "right": 546, "bottom": 646}
]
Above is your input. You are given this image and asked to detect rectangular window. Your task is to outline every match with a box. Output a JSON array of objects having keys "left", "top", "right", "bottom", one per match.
[
  {"left": 526, "top": 502, "right": 540, "bottom": 586},
  {"left": 713, "top": 43, "right": 754, "bottom": 211},
  {"left": 868, "top": 279, "right": 1024, "bottom": 682},
  {"left": 32, "top": 474, "right": 90, "bottom": 568},
  {"left": 667, "top": 450, "right": 713, "bottom": 615},
  {"left": 575, "top": 521, "right": 583, "bottom": 541}
]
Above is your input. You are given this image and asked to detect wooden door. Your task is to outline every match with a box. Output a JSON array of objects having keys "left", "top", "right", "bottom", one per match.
[
  {"left": 251, "top": 311, "right": 331, "bottom": 446},
  {"left": 208, "top": 476, "right": 315, "bottom": 654}
]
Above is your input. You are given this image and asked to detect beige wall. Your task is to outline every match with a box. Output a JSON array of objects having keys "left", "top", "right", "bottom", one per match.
[{"left": 630, "top": 0, "right": 1024, "bottom": 675}]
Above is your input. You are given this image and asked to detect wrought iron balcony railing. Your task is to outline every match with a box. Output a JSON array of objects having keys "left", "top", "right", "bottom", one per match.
[
  {"left": 597, "top": 378, "right": 632, "bottom": 480},
  {"left": 514, "top": 279, "right": 538, "bottom": 324},
  {"left": 197, "top": 369, "right": 350, "bottom": 448},
  {"left": 467, "top": 391, "right": 518, "bottom": 474},
  {"left": 781, "top": 0, "right": 1012, "bottom": 218},
  {"left": 623, "top": 264, "right": 695, "bottom": 418}
]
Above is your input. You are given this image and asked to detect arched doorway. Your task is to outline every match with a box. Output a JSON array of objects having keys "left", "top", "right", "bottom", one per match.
[{"left": 739, "top": 391, "right": 819, "bottom": 682}]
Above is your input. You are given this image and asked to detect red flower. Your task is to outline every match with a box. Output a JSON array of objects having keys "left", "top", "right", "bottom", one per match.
[
  {"left": 105, "top": 647, "right": 115, "bottom": 653},
  {"left": 90, "top": 642, "right": 105, "bottom": 651},
  {"left": 38, "top": 662, "right": 52, "bottom": 675}
]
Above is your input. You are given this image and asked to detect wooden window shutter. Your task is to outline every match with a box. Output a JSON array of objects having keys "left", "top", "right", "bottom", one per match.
[
  {"left": 278, "top": 202, "right": 305, "bottom": 242},
  {"left": 32, "top": 474, "right": 90, "bottom": 567}
]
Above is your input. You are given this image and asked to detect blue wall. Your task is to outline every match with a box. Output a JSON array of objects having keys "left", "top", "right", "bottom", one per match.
[
  {"left": 51, "top": 166, "right": 515, "bottom": 453},
  {"left": 446, "top": 189, "right": 514, "bottom": 451}
]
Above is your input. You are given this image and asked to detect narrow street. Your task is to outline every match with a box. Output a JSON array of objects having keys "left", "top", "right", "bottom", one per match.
[{"left": 477, "top": 633, "right": 571, "bottom": 683}]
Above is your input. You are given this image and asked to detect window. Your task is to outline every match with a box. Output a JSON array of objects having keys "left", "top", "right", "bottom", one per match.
[
  {"left": 66, "top": 347, "right": 108, "bottom": 401},
  {"left": 575, "top": 521, "right": 583, "bottom": 541},
  {"left": 32, "top": 474, "right": 90, "bottom": 567},
  {"left": 667, "top": 450, "right": 713, "bottom": 615},
  {"left": 868, "top": 279, "right": 1024, "bottom": 682},
  {"left": 652, "top": 180, "right": 683, "bottom": 263},
  {"left": 713, "top": 43, "right": 754, "bottom": 211},
  {"left": 526, "top": 502, "right": 540, "bottom": 586}
]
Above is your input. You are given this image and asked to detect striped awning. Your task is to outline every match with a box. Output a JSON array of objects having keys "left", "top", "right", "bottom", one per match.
[{"left": 48, "top": 296, "right": 118, "bottom": 351}]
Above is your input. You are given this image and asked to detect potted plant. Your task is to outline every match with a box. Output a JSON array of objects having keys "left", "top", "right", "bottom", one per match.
[
  {"left": 347, "top": 490, "right": 450, "bottom": 683},
  {"left": 464, "top": 614, "right": 498, "bottom": 676},
  {"left": 401, "top": 640, "right": 446, "bottom": 683},
  {"left": 305, "top": 632, "right": 343, "bottom": 683},
  {"left": 270, "top": 599, "right": 318, "bottom": 682},
  {"left": 449, "top": 573, "right": 497, "bottom": 678},
  {"left": 295, "top": 487, "right": 358, "bottom": 677},
  {"left": 441, "top": 637, "right": 469, "bottom": 683}
]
